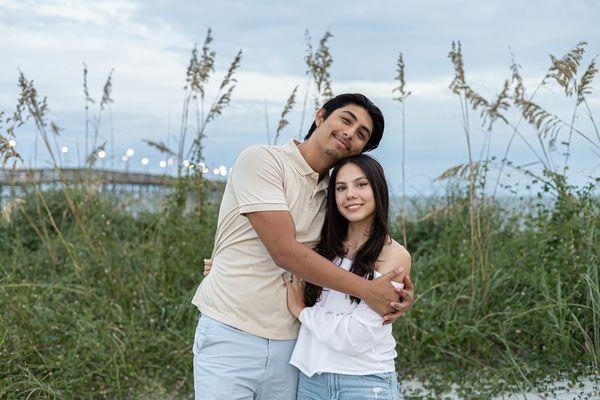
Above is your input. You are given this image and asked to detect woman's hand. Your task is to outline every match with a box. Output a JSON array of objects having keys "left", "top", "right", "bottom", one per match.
[{"left": 282, "top": 274, "right": 306, "bottom": 319}]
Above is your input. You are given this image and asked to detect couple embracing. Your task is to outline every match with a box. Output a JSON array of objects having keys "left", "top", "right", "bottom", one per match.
[{"left": 191, "top": 93, "right": 415, "bottom": 399}]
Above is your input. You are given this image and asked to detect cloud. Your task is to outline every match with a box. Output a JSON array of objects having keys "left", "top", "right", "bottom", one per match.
[
  {"left": 1, "top": 0, "right": 598, "bottom": 194},
  {"left": 35, "top": 0, "right": 138, "bottom": 26}
]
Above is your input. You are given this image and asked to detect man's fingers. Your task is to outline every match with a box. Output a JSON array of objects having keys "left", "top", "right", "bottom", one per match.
[
  {"left": 383, "top": 310, "right": 403, "bottom": 325},
  {"left": 397, "top": 288, "right": 415, "bottom": 302},
  {"left": 390, "top": 302, "right": 410, "bottom": 313}
]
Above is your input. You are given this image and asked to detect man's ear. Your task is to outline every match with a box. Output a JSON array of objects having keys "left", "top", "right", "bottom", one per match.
[{"left": 315, "top": 108, "right": 325, "bottom": 127}]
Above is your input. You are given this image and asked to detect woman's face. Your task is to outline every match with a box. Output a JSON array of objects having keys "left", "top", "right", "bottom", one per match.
[{"left": 334, "top": 162, "right": 376, "bottom": 223}]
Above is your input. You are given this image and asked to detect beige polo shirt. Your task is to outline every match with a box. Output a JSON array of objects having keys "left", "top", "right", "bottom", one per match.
[{"left": 191, "top": 140, "right": 329, "bottom": 340}]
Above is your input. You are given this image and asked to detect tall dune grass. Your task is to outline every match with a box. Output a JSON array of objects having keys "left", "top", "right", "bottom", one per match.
[{"left": 1, "top": 33, "right": 598, "bottom": 398}]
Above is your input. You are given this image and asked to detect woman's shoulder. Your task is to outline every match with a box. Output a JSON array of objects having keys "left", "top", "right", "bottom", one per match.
[{"left": 375, "top": 238, "right": 411, "bottom": 275}]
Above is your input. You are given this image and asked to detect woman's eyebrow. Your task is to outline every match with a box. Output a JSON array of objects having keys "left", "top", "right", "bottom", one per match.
[{"left": 336, "top": 176, "right": 367, "bottom": 185}]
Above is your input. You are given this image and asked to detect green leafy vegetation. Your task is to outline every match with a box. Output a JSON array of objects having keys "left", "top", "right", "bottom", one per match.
[{"left": 1, "top": 32, "right": 598, "bottom": 398}]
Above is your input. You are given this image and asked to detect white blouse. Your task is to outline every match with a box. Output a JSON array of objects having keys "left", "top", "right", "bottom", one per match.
[{"left": 289, "top": 257, "right": 404, "bottom": 377}]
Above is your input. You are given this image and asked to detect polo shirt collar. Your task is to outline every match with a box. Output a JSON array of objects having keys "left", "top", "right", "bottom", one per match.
[
  {"left": 283, "top": 140, "right": 330, "bottom": 190},
  {"left": 283, "top": 140, "right": 314, "bottom": 176}
]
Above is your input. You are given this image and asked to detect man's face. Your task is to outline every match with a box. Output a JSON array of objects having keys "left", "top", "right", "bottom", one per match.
[{"left": 312, "top": 104, "right": 374, "bottom": 161}]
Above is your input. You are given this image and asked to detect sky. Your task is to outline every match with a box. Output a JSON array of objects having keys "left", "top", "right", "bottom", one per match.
[{"left": 1, "top": 0, "right": 599, "bottom": 195}]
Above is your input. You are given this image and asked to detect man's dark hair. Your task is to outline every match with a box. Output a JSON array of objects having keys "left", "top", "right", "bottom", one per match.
[{"left": 304, "top": 93, "right": 384, "bottom": 152}]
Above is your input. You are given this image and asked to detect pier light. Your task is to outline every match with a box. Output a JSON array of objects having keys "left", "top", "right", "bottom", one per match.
[
  {"left": 61, "top": 146, "right": 69, "bottom": 153},
  {"left": 213, "top": 168, "right": 220, "bottom": 175},
  {"left": 219, "top": 165, "right": 227, "bottom": 176},
  {"left": 97, "top": 150, "right": 106, "bottom": 159},
  {"left": 167, "top": 158, "right": 174, "bottom": 166},
  {"left": 159, "top": 160, "right": 167, "bottom": 168},
  {"left": 141, "top": 157, "right": 149, "bottom": 165},
  {"left": 8, "top": 139, "right": 16, "bottom": 147},
  {"left": 122, "top": 155, "right": 129, "bottom": 162},
  {"left": 126, "top": 148, "right": 134, "bottom": 157},
  {"left": 183, "top": 160, "right": 190, "bottom": 167}
]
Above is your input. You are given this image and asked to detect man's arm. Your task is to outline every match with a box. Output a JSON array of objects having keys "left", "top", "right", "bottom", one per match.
[{"left": 246, "top": 210, "right": 401, "bottom": 316}]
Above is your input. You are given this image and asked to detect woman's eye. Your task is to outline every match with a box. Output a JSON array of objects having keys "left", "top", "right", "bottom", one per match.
[
  {"left": 358, "top": 182, "right": 368, "bottom": 188},
  {"left": 336, "top": 186, "right": 345, "bottom": 192}
]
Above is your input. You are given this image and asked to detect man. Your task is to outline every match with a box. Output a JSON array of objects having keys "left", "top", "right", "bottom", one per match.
[{"left": 192, "top": 93, "right": 415, "bottom": 399}]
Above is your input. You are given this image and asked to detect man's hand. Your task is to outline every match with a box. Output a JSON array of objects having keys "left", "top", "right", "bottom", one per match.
[
  {"left": 363, "top": 268, "right": 404, "bottom": 316},
  {"left": 382, "top": 274, "right": 415, "bottom": 325},
  {"left": 202, "top": 258, "right": 213, "bottom": 277}
]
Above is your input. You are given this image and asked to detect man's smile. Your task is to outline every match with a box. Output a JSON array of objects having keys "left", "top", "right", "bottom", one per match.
[{"left": 332, "top": 133, "right": 351, "bottom": 151}]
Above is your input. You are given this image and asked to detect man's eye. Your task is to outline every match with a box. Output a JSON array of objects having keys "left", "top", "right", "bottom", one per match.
[{"left": 342, "top": 118, "right": 350, "bottom": 124}]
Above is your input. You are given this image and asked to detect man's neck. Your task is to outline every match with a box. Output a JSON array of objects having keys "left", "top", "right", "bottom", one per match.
[{"left": 296, "top": 140, "right": 335, "bottom": 179}]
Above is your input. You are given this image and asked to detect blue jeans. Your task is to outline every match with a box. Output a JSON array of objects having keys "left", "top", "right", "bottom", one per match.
[
  {"left": 193, "top": 314, "right": 298, "bottom": 400},
  {"left": 297, "top": 370, "right": 400, "bottom": 400}
]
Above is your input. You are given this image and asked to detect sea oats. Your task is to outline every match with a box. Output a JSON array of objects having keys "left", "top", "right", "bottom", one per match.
[
  {"left": 143, "top": 139, "right": 176, "bottom": 157},
  {"left": 436, "top": 162, "right": 481, "bottom": 181},
  {"left": 100, "top": 69, "right": 114, "bottom": 111},
  {"left": 547, "top": 41, "right": 587, "bottom": 96},
  {"left": 393, "top": 52, "right": 411, "bottom": 102},
  {"left": 576, "top": 58, "right": 598, "bottom": 106},
  {"left": 305, "top": 30, "right": 334, "bottom": 107},
  {"left": 274, "top": 85, "right": 298, "bottom": 145}
]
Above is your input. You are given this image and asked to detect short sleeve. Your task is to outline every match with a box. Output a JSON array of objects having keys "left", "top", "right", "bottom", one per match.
[{"left": 230, "top": 145, "right": 290, "bottom": 215}]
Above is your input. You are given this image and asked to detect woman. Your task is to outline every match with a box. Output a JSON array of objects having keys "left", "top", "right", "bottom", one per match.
[{"left": 283, "top": 154, "right": 411, "bottom": 399}]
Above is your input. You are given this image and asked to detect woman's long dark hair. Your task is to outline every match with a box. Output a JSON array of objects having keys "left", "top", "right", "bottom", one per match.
[{"left": 304, "top": 154, "right": 390, "bottom": 306}]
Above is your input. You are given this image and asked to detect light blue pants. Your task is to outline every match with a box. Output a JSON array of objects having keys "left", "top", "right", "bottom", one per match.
[
  {"left": 193, "top": 314, "right": 298, "bottom": 400},
  {"left": 297, "top": 370, "right": 400, "bottom": 400}
]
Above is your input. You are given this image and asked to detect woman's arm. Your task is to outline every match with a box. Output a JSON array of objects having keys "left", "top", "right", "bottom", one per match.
[
  {"left": 376, "top": 240, "right": 412, "bottom": 281},
  {"left": 297, "top": 280, "right": 403, "bottom": 355}
]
